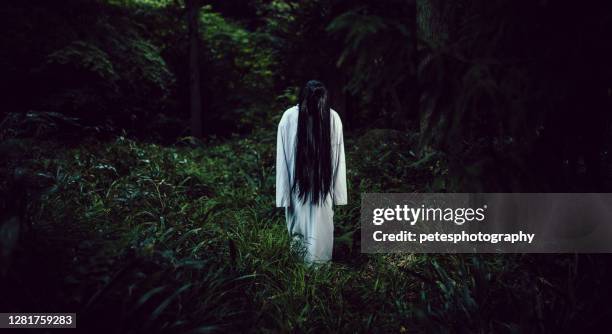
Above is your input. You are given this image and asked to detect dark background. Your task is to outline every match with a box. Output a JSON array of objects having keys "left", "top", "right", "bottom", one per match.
[{"left": 1, "top": 0, "right": 612, "bottom": 332}]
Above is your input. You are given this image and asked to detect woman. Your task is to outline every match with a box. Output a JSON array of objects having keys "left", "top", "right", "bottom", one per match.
[{"left": 275, "top": 80, "right": 347, "bottom": 264}]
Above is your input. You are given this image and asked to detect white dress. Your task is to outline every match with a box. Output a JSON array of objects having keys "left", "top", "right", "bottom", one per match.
[{"left": 275, "top": 105, "right": 348, "bottom": 263}]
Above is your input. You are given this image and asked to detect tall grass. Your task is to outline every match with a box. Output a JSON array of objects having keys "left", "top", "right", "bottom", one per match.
[{"left": 1, "top": 129, "right": 611, "bottom": 333}]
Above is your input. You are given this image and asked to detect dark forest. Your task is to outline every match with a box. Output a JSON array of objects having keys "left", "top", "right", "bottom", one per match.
[{"left": 1, "top": 0, "right": 612, "bottom": 332}]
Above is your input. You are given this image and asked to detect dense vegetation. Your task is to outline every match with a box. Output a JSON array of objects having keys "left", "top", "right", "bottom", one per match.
[
  {"left": 4, "top": 129, "right": 612, "bottom": 332},
  {"left": 2, "top": 0, "right": 612, "bottom": 333}
]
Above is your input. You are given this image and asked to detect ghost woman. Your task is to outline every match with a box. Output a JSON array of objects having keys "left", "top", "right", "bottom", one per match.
[{"left": 275, "top": 80, "right": 348, "bottom": 264}]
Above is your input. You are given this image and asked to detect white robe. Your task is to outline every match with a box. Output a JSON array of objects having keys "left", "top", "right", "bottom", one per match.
[{"left": 275, "top": 105, "right": 348, "bottom": 263}]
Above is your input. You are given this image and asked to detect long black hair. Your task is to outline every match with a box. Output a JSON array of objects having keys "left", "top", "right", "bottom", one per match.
[{"left": 292, "top": 80, "right": 332, "bottom": 205}]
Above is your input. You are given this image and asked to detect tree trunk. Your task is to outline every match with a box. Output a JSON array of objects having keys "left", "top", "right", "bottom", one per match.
[
  {"left": 187, "top": 0, "right": 203, "bottom": 138},
  {"left": 416, "top": 0, "right": 453, "bottom": 135},
  {"left": 411, "top": 1, "right": 420, "bottom": 132}
]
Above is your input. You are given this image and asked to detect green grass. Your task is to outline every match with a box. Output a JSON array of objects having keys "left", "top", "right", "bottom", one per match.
[{"left": 2, "top": 130, "right": 611, "bottom": 333}]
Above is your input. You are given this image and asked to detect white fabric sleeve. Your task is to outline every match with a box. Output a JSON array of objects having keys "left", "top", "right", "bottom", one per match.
[
  {"left": 276, "top": 120, "right": 290, "bottom": 207},
  {"left": 332, "top": 116, "right": 348, "bottom": 205}
]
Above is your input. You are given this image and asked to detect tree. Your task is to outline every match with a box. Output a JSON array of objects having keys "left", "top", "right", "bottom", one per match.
[
  {"left": 186, "top": 0, "right": 203, "bottom": 138},
  {"left": 326, "top": 0, "right": 417, "bottom": 129}
]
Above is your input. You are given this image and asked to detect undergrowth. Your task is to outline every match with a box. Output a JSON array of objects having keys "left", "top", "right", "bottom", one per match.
[{"left": 1, "top": 129, "right": 611, "bottom": 333}]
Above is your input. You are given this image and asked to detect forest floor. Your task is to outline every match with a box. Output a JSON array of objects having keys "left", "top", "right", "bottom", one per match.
[{"left": 1, "top": 129, "right": 611, "bottom": 333}]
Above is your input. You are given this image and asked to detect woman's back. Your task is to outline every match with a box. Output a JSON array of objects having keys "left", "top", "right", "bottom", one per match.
[
  {"left": 275, "top": 104, "right": 347, "bottom": 209},
  {"left": 275, "top": 81, "right": 347, "bottom": 264}
]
